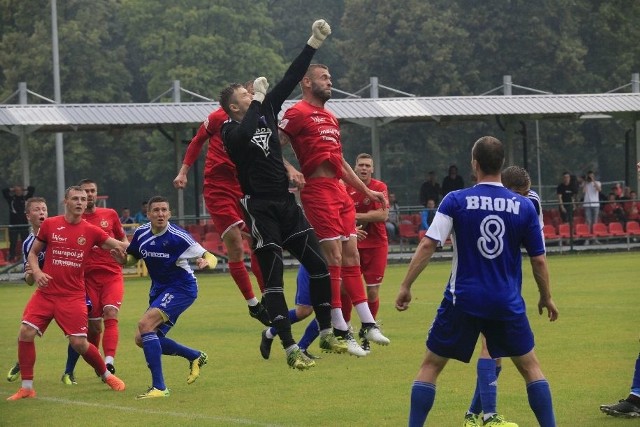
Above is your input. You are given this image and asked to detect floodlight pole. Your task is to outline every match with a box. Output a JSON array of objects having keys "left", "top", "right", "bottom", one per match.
[
  {"left": 52, "top": 0, "right": 65, "bottom": 213},
  {"left": 370, "top": 77, "right": 381, "bottom": 180},
  {"left": 18, "top": 83, "right": 30, "bottom": 187}
]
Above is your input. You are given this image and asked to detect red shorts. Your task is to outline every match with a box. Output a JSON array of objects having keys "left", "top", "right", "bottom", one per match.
[
  {"left": 301, "top": 178, "right": 356, "bottom": 241},
  {"left": 22, "top": 291, "right": 88, "bottom": 337},
  {"left": 85, "top": 269, "right": 124, "bottom": 319},
  {"left": 203, "top": 177, "right": 247, "bottom": 237},
  {"left": 358, "top": 245, "right": 388, "bottom": 285}
]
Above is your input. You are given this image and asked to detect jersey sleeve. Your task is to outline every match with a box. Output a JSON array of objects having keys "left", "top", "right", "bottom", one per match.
[
  {"left": 279, "top": 106, "right": 303, "bottom": 138},
  {"left": 180, "top": 242, "right": 207, "bottom": 260},
  {"left": 89, "top": 223, "right": 110, "bottom": 247}
]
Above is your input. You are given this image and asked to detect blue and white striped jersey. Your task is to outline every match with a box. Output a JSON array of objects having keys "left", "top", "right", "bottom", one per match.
[{"left": 426, "top": 182, "right": 545, "bottom": 320}]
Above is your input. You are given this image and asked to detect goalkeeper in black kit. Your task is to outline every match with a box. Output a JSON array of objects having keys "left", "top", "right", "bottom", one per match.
[{"left": 219, "top": 19, "right": 348, "bottom": 370}]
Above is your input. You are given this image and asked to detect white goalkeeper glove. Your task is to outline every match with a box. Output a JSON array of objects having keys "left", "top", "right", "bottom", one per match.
[
  {"left": 307, "top": 19, "right": 331, "bottom": 49},
  {"left": 252, "top": 77, "right": 269, "bottom": 103}
]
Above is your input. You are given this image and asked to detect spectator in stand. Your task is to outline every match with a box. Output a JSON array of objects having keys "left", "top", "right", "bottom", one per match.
[
  {"left": 419, "top": 171, "right": 441, "bottom": 207},
  {"left": 624, "top": 190, "right": 639, "bottom": 221},
  {"left": 556, "top": 172, "right": 576, "bottom": 224},
  {"left": 3, "top": 184, "right": 35, "bottom": 262},
  {"left": 419, "top": 199, "right": 436, "bottom": 231},
  {"left": 441, "top": 164, "right": 464, "bottom": 197},
  {"left": 581, "top": 170, "right": 602, "bottom": 244},
  {"left": 120, "top": 208, "right": 135, "bottom": 236},
  {"left": 134, "top": 201, "right": 149, "bottom": 224},
  {"left": 386, "top": 193, "right": 400, "bottom": 242},
  {"left": 119, "top": 208, "right": 135, "bottom": 225},
  {"left": 602, "top": 193, "right": 626, "bottom": 225}
]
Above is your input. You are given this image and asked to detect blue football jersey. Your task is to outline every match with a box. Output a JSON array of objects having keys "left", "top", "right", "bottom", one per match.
[
  {"left": 426, "top": 182, "right": 545, "bottom": 320},
  {"left": 127, "top": 223, "right": 206, "bottom": 298}
]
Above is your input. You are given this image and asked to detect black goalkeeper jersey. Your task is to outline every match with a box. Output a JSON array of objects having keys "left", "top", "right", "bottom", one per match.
[{"left": 222, "top": 44, "right": 316, "bottom": 198}]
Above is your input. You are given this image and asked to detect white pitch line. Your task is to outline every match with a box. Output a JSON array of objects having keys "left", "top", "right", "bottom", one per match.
[{"left": 7, "top": 394, "right": 285, "bottom": 427}]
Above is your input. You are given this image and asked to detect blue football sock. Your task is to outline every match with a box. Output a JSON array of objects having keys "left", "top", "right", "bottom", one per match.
[
  {"left": 64, "top": 343, "right": 81, "bottom": 374},
  {"left": 141, "top": 332, "right": 166, "bottom": 390},
  {"left": 409, "top": 381, "right": 435, "bottom": 427},
  {"left": 631, "top": 353, "right": 640, "bottom": 395},
  {"left": 478, "top": 358, "right": 498, "bottom": 415},
  {"left": 527, "top": 379, "right": 556, "bottom": 427},
  {"left": 158, "top": 336, "right": 200, "bottom": 361},
  {"left": 298, "top": 318, "right": 319, "bottom": 350}
]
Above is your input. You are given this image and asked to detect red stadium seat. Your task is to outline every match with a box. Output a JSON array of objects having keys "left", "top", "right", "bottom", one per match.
[
  {"left": 626, "top": 221, "right": 640, "bottom": 236},
  {"left": 543, "top": 224, "right": 560, "bottom": 240},
  {"left": 592, "top": 222, "right": 611, "bottom": 239},
  {"left": 399, "top": 222, "right": 419, "bottom": 250},
  {"left": 558, "top": 223, "right": 571, "bottom": 239},
  {"left": 574, "top": 223, "right": 592, "bottom": 239},
  {"left": 608, "top": 222, "right": 626, "bottom": 237}
]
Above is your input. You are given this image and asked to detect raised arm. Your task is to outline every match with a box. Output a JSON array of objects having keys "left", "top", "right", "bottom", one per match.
[{"left": 267, "top": 20, "right": 331, "bottom": 110}]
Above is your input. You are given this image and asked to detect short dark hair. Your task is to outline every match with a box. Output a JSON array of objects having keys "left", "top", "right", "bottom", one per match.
[
  {"left": 501, "top": 166, "right": 530, "bottom": 195},
  {"left": 219, "top": 83, "right": 243, "bottom": 115},
  {"left": 472, "top": 136, "right": 504, "bottom": 175},
  {"left": 64, "top": 185, "right": 85, "bottom": 198},
  {"left": 25, "top": 197, "right": 47, "bottom": 212},
  {"left": 355, "top": 153, "right": 373, "bottom": 163},
  {"left": 147, "top": 195, "right": 169, "bottom": 209},
  {"left": 77, "top": 178, "right": 95, "bottom": 186}
]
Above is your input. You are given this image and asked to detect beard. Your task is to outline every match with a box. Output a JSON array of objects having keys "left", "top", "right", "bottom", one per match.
[{"left": 311, "top": 82, "right": 331, "bottom": 103}]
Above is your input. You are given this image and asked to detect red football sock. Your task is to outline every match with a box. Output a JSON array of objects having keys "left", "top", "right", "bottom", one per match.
[
  {"left": 340, "top": 290, "right": 353, "bottom": 323},
  {"left": 82, "top": 343, "right": 107, "bottom": 375},
  {"left": 368, "top": 297, "right": 380, "bottom": 320},
  {"left": 87, "top": 328, "right": 101, "bottom": 349},
  {"left": 250, "top": 252, "right": 265, "bottom": 294},
  {"left": 328, "top": 265, "right": 342, "bottom": 308},
  {"left": 102, "top": 318, "right": 119, "bottom": 359},
  {"left": 18, "top": 340, "right": 35, "bottom": 381},
  {"left": 229, "top": 261, "right": 256, "bottom": 300},
  {"left": 341, "top": 265, "right": 367, "bottom": 305}
]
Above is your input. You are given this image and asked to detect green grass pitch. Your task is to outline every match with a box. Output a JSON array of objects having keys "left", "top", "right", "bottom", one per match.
[{"left": 0, "top": 251, "right": 638, "bottom": 426}]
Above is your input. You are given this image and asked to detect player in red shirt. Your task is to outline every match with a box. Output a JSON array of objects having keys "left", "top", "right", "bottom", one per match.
[
  {"left": 7, "top": 186, "right": 128, "bottom": 401},
  {"left": 173, "top": 107, "right": 269, "bottom": 326},
  {"left": 279, "top": 64, "right": 390, "bottom": 354},
  {"left": 344, "top": 153, "right": 389, "bottom": 353},
  {"left": 78, "top": 179, "right": 128, "bottom": 375}
]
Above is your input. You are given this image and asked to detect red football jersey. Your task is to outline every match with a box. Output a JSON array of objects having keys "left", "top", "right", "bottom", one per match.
[
  {"left": 183, "top": 107, "right": 239, "bottom": 184},
  {"left": 279, "top": 100, "right": 344, "bottom": 179},
  {"left": 346, "top": 179, "right": 389, "bottom": 248},
  {"left": 36, "top": 216, "right": 109, "bottom": 296},
  {"left": 82, "top": 207, "right": 125, "bottom": 274}
]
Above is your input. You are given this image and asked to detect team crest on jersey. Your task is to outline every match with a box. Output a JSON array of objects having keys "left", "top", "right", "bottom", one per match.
[
  {"left": 252, "top": 127, "right": 273, "bottom": 157},
  {"left": 363, "top": 197, "right": 371, "bottom": 206},
  {"left": 77, "top": 236, "right": 87, "bottom": 245},
  {"left": 100, "top": 219, "right": 109, "bottom": 228}
]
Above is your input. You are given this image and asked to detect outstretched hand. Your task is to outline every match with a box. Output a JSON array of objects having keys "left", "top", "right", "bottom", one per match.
[
  {"left": 307, "top": 19, "right": 331, "bottom": 49},
  {"left": 253, "top": 77, "right": 269, "bottom": 103}
]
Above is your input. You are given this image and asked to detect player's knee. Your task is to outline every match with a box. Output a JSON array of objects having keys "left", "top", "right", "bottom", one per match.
[
  {"left": 88, "top": 319, "right": 103, "bottom": 334},
  {"left": 103, "top": 306, "right": 119, "bottom": 319},
  {"left": 296, "top": 305, "right": 314, "bottom": 319},
  {"left": 18, "top": 324, "right": 37, "bottom": 341}
]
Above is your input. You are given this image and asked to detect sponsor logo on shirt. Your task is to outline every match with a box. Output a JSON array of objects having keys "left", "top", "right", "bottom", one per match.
[
  {"left": 52, "top": 232, "right": 68, "bottom": 242},
  {"left": 140, "top": 249, "right": 170, "bottom": 259}
]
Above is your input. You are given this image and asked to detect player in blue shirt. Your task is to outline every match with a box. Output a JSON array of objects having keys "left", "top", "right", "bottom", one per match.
[
  {"left": 116, "top": 196, "right": 217, "bottom": 400},
  {"left": 462, "top": 165, "right": 545, "bottom": 427},
  {"left": 395, "top": 136, "right": 559, "bottom": 427}
]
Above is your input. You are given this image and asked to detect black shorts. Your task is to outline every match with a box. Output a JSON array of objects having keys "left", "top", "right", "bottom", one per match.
[{"left": 240, "top": 193, "right": 313, "bottom": 250}]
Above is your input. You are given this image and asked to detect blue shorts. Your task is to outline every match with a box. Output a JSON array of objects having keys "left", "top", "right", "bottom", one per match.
[
  {"left": 426, "top": 298, "right": 535, "bottom": 363},
  {"left": 295, "top": 265, "right": 312, "bottom": 306},
  {"left": 149, "top": 288, "right": 197, "bottom": 337}
]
